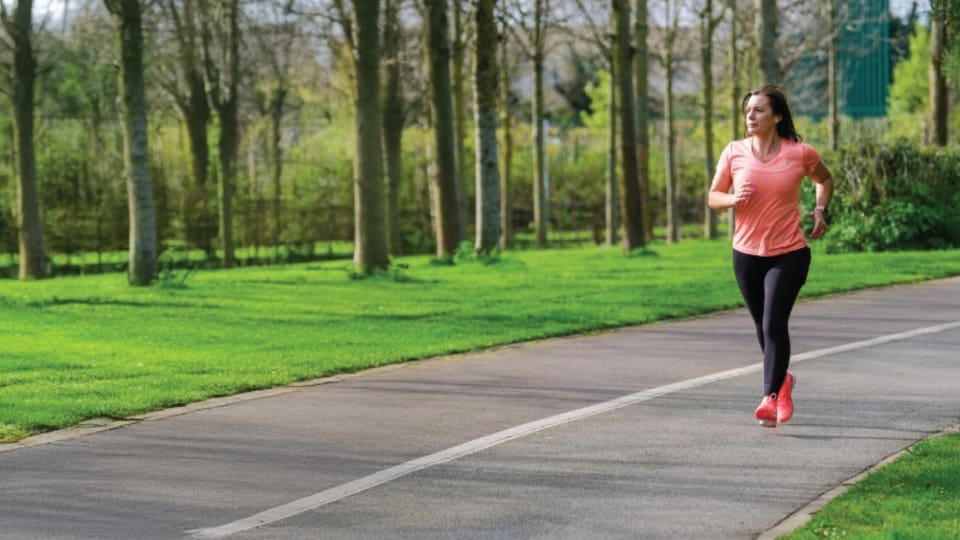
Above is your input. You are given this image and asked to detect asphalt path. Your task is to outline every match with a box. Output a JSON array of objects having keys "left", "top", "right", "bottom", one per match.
[{"left": 2, "top": 277, "right": 959, "bottom": 540}]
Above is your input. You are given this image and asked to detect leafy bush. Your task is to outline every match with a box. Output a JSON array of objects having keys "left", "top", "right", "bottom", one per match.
[{"left": 822, "top": 140, "right": 960, "bottom": 252}]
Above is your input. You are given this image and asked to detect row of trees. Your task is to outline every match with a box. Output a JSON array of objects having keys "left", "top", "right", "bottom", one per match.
[
  {"left": 3, "top": 0, "right": 158, "bottom": 283},
  {"left": 1, "top": 0, "right": 956, "bottom": 285}
]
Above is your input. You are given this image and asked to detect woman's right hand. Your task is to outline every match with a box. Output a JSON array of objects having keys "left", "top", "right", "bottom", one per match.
[{"left": 731, "top": 184, "right": 754, "bottom": 206}]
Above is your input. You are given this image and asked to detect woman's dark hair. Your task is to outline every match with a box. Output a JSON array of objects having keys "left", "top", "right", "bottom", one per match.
[{"left": 742, "top": 85, "right": 803, "bottom": 142}]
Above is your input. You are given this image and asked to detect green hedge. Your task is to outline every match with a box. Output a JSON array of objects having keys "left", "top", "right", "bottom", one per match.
[{"left": 822, "top": 141, "right": 960, "bottom": 252}]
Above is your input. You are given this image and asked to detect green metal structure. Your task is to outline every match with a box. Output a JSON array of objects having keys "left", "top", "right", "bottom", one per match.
[{"left": 789, "top": 0, "right": 891, "bottom": 119}]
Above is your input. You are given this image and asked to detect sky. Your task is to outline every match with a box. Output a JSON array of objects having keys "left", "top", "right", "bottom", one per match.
[{"left": 890, "top": 0, "right": 928, "bottom": 19}]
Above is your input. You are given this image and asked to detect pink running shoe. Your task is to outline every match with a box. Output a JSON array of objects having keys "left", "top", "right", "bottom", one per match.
[
  {"left": 754, "top": 395, "right": 778, "bottom": 428},
  {"left": 778, "top": 373, "right": 796, "bottom": 424}
]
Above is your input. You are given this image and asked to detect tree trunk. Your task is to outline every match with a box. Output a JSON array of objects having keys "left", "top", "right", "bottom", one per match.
[
  {"left": 418, "top": 143, "right": 433, "bottom": 240},
  {"left": 170, "top": 0, "right": 214, "bottom": 256},
  {"left": 473, "top": 0, "right": 500, "bottom": 255},
  {"left": 606, "top": 69, "right": 618, "bottom": 247},
  {"left": 247, "top": 126, "right": 262, "bottom": 257},
  {"left": 665, "top": 49, "right": 679, "bottom": 244},
  {"left": 207, "top": 0, "right": 240, "bottom": 268},
  {"left": 351, "top": 0, "right": 389, "bottom": 272},
  {"left": 633, "top": 0, "right": 651, "bottom": 243},
  {"left": 499, "top": 16, "right": 514, "bottom": 250},
  {"left": 382, "top": 0, "right": 404, "bottom": 256},
  {"left": 269, "top": 85, "right": 286, "bottom": 258},
  {"left": 532, "top": 0, "right": 548, "bottom": 248},
  {"left": 613, "top": 0, "right": 643, "bottom": 252},
  {"left": 182, "top": 91, "right": 214, "bottom": 256},
  {"left": 106, "top": 0, "right": 158, "bottom": 285},
  {"left": 248, "top": 0, "right": 300, "bottom": 260},
  {"left": 88, "top": 110, "right": 121, "bottom": 255},
  {"left": 7, "top": 0, "right": 47, "bottom": 279},
  {"left": 700, "top": 0, "right": 717, "bottom": 240},
  {"left": 217, "top": 111, "right": 237, "bottom": 268},
  {"left": 930, "top": 0, "right": 949, "bottom": 146},
  {"left": 532, "top": 58, "right": 548, "bottom": 248},
  {"left": 451, "top": 4, "right": 468, "bottom": 241},
  {"left": 756, "top": 0, "right": 779, "bottom": 84},
  {"left": 728, "top": 0, "right": 738, "bottom": 240},
  {"left": 425, "top": 0, "right": 462, "bottom": 256}
]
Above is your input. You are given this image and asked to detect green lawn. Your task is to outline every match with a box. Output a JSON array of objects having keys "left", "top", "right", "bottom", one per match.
[
  {"left": 782, "top": 430, "right": 960, "bottom": 540},
  {"left": 0, "top": 241, "right": 355, "bottom": 278},
  {"left": 2, "top": 240, "right": 960, "bottom": 538},
  {"left": 2, "top": 240, "right": 959, "bottom": 443}
]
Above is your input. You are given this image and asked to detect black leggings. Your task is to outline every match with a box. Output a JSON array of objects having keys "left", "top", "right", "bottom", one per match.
[{"left": 733, "top": 247, "right": 811, "bottom": 396}]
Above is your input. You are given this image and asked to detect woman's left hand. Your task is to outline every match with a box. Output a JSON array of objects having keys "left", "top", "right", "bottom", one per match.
[{"left": 808, "top": 210, "right": 828, "bottom": 239}]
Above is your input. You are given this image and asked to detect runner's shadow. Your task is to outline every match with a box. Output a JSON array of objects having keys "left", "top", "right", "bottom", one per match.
[{"left": 779, "top": 432, "right": 917, "bottom": 442}]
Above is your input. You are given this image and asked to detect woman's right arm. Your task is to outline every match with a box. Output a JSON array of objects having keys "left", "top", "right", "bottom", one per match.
[
  {"left": 709, "top": 179, "right": 755, "bottom": 210},
  {"left": 708, "top": 179, "right": 737, "bottom": 210},
  {"left": 714, "top": 181, "right": 755, "bottom": 210},
  {"left": 708, "top": 146, "right": 751, "bottom": 210}
]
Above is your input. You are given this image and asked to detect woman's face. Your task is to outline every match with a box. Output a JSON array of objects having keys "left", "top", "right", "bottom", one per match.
[{"left": 744, "top": 94, "right": 782, "bottom": 137}]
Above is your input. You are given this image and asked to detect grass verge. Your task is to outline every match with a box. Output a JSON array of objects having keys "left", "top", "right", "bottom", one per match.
[
  {"left": 2, "top": 240, "right": 960, "bottom": 536},
  {"left": 782, "top": 430, "right": 960, "bottom": 539},
  {"left": 2, "top": 240, "right": 959, "bottom": 442}
]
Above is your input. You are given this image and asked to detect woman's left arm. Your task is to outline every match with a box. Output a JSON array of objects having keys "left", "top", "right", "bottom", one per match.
[{"left": 809, "top": 160, "right": 834, "bottom": 239}]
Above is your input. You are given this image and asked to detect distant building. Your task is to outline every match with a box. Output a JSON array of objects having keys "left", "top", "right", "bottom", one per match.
[{"left": 788, "top": 0, "right": 891, "bottom": 119}]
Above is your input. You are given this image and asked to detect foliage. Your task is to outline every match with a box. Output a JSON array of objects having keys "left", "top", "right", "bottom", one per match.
[
  {"left": 454, "top": 240, "right": 502, "bottom": 265},
  {"left": 546, "top": 129, "right": 606, "bottom": 234},
  {"left": 580, "top": 71, "right": 718, "bottom": 238},
  {"left": 934, "top": 0, "right": 960, "bottom": 84},
  {"left": 2, "top": 241, "right": 960, "bottom": 443},
  {"left": 580, "top": 69, "right": 611, "bottom": 129},
  {"left": 156, "top": 249, "right": 198, "bottom": 289},
  {"left": 821, "top": 141, "right": 960, "bottom": 253},
  {"left": 345, "top": 261, "right": 411, "bottom": 282},
  {"left": 550, "top": 43, "right": 604, "bottom": 128},
  {"left": 0, "top": 3, "right": 948, "bottom": 278},
  {"left": 888, "top": 24, "right": 929, "bottom": 115},
  {"left": 38, "top": 25, "right": 118, "bottom": 120},
  {"left": 883, "top": 23, "right": 960, "bottom": 144},
  {"left": 888, "top": 3, "right": 919, "bottom": 73},
  {"left": 3, "top": 106, "right": 955, "bottom": 272},
  {"left": 34, "top": 122, "right": 129, "bottom": 257}
]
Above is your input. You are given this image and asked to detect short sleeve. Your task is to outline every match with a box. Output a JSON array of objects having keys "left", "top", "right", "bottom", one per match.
[
  {"left": 712, "top": 143, "right": 734, "bottom": 191},
  {"left": 801, "top": 143, "right": 821, "bottom": 176}
]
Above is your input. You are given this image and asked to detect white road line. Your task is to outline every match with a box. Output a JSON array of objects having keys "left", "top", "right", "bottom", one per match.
[{"left": 187, "top": 320, "right": 960, "bottom": 539}]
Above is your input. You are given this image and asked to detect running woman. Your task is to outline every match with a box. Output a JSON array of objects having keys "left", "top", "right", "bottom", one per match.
[{"left": 708, "top": 85, "right": 835, "bottom": 428}]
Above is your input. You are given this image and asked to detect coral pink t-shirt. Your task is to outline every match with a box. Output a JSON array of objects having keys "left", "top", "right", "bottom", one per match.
[{"left": 713, "top": 139, "right": 823, "bottom": 256}]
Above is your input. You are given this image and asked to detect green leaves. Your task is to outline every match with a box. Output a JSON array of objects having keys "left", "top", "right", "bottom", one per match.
[
  {"left": 822, "top": 141, "right": 960, "bottom": 253},
  {"left": 889, "top": 24, "right": 929, "bottom": 115}
]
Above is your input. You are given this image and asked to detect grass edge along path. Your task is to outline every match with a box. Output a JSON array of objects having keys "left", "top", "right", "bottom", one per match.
[
  {"left": 1, "top": 241, "right": 959, "bottom": 444},
  {"left": 778, "top": 425, "right": 960, "bottom": 540},
  {"left": 2, "top": 241, "right": 960, "bottom": 538}
]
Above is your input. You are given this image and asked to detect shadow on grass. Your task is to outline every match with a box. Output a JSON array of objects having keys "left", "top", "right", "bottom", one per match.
[{"left": 19, "top": 297, "right": 205, "bottom": 310}]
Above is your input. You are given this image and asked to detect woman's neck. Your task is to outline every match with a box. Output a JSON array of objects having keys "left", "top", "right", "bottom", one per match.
[{"left": 750, "top": 133, "right": 781, "bottom": 162}]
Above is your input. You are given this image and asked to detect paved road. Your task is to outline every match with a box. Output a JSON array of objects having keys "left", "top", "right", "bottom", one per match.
[{"left": 2, "top": 277, "right": 959, "bottom": 539}]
